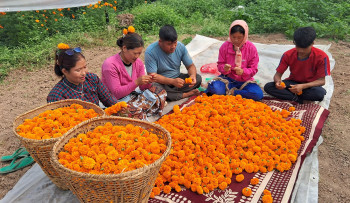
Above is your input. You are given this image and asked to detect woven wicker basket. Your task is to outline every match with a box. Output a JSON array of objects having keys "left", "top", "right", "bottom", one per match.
[
  {"left": 13, "top": 99, "right": 105, "bottom": 190},
  {"left": 51, "top": 116, "right": 171, "bottom": 203}
]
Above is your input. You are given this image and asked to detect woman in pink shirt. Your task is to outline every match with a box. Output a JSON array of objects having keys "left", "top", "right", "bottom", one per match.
[
  {"left": 213, "top": 20, "right": 263, "bottom": 101},
  {"left": 101, "top": 30, "right": 166, "bottom": 120}
]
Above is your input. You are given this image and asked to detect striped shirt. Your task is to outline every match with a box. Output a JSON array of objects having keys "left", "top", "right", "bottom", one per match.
[{"left": 47, "top": 72, "right": 118, "bottom": 107}]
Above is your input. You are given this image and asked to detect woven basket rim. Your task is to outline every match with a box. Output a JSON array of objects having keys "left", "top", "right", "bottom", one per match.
[
  {"left": 12, "top": 99, "right": 105, "bottom": 144},
  {"left": 51, "top": 116, "right": 172, "bottom": 181}
]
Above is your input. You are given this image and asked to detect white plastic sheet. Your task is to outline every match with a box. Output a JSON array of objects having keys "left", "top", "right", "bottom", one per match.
[
  {"left": 1, "top": 35, "right": 334, "bottom": 203},
  {"left": 0, "top": 0, "right": 99, "bottom": 12}
]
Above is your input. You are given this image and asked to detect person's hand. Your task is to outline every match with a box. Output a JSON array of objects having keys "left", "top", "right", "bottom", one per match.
[
  {"left": 188, "top": 75, "right": 197, "bottom": 88},
  {"left": 275, "top": 81, "right": 285, "bottom": 90},
  {"left": 172, "top": 78, "right": 185, "bottom": 88},
  {"left": 224, "top": 64, "right": 232, "bottom": 72},
  {"left": 289, "top": 84, "right": 303, "bottom": 95},
  {"left": 149, "top": 73, "right": 158, "bottom": 83},
  {"left": 233, "top": 66, "right": 244, "bottom": 75},
  {"left": 135, "top": 75, "right": 152, "bottom": 86}
]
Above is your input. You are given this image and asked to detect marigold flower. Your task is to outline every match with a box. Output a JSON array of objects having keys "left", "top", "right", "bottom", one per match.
[
  {"left": 218, "top": 182, "right": 227, "bottom": 190},
  {"left": 163, "top": 185, "right": 172, "bottom": 194},
  {"left": 263, "top": 189, "right": 272, "bottom": 195},
  {"left": 35, "top": 19, "right": 39, "bottom": 23},
  {"left": 262, "top": 194, "right": 273, "bottom": 203},
  {"left": 185, "top": 77, "right": 192, "bottom": 84},
  {"left": 236, "top": 174, "right": 244, "bottom": 182},
  {"left": 82, "top": 157, "right": 96, "bottom": 169},
  {"left": 242, "top": 187, "right": 252, "bottom": 197},
  {"left": 104, "top": 101, "right": 128, "bottom": 115},
  {"left": 250, "top": 177, "right": 259, "bottom": 185},
  {"left": 280, "top": 82, "right": 286, "bottom": 88},
  {"left": 122, "top": 28, "right": 128, "bottom": 35},
  {"left": 154, "top": 94, "right": 305, "bottom": 195},
  {"left": 127, "top": 26, "right": 135, "bottom": 33},
  {"left": 57, "top": 43, "right": 70, "bottom": 49}
]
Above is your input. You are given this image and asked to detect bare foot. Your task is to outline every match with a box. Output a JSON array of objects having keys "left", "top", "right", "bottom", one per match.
[{"left": 182, "top": 89, "right": 200, "bottom": 98}]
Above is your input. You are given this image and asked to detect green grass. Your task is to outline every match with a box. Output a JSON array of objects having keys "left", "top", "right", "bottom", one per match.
[{"left": 0, "top": 0, "right": 349, "bottom": 80}]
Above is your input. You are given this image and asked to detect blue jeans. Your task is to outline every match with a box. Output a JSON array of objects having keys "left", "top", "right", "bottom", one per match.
[{"left": 207, "top": 76, "right": 263, "bottom": 101}]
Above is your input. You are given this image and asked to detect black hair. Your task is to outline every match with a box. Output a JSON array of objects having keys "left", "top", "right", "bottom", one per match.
[
  {"left": 54, "top": 49, "right": 85, "bottom": 77},
  {"left": 230, "top": 25, "right": 245, "bottom": 35},
  {"left": 293, "top": 27, "right": 316, "bottom": 48},
  {"left": 159, "top": 25, "right": 177, "bottom": 42},
  {"left": 117, "top": 33, "right": 144, "bottom": 49}
]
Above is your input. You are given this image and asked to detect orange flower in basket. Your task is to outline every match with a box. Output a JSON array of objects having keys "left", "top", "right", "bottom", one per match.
[
  {"left": 242, "top": 187, "right": 252, "bottom": 197},
  {"left": 82, "top": 156, "right": 96, "bottom": 170},
  {"left": 16, "top": 104, "right": 99, "bottom": 140},
  {"left": 185, "top": 77, "right": 192, "bottom": 84},
  {"left": 59, "top": 122, "right": 165, "bottom": 175}
]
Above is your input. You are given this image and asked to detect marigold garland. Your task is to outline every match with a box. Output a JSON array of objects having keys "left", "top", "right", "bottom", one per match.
[
  {"left": 104, "top": 101, "right": 128, "bottom": 115},
  {"left": 58, "top": 122, "right": 166, "bottom": 174},
  {"left": 16, "top": 104, "right": 99, "bottom": 140},
  {"left": 154, "top": 94, "right": 305, "bottom": 195}
]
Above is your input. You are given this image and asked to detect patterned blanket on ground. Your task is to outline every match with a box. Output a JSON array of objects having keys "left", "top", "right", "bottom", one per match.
[{"left": 149, "top": 96, "right": 329, "bottom": 203}]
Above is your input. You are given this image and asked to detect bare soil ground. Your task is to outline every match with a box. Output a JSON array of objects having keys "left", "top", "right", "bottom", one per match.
[{"left": 0, "top": 34, "right": 349, "bottom": 202}]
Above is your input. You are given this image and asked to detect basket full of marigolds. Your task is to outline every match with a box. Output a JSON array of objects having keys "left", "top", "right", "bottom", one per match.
[
  {"left": 13, "top": 99, "right": 105, "bottom": 190},
  {"left": 50, "top": 116, "right": 171, "bottom": 203}
]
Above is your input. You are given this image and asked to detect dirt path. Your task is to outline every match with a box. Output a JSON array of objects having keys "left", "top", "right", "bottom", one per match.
[{"left": 0, "top": 34, "right": 349, "bottom": 202}]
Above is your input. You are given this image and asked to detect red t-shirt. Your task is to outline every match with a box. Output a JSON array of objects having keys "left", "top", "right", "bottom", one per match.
[{"left": 276, "top": 47, "right": 331, "bottom": 83}]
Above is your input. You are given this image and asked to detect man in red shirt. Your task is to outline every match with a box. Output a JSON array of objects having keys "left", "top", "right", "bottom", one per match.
[{"left": 264, "top": 27, "right": 330, "bottom": 104}]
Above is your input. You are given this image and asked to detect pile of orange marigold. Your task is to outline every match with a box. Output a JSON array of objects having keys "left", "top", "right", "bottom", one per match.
[
  {"left": 152, "top": 94, "right": 305, "bottom": 197},
  {"left": 16, "top": 104, "right": 99, "bottom": 140},
  {"left": 104, "top": 101, "right": 128, "bottom": 116},
  {"left": 58, "top": 122, "right": 166, "bottom": 174}
]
